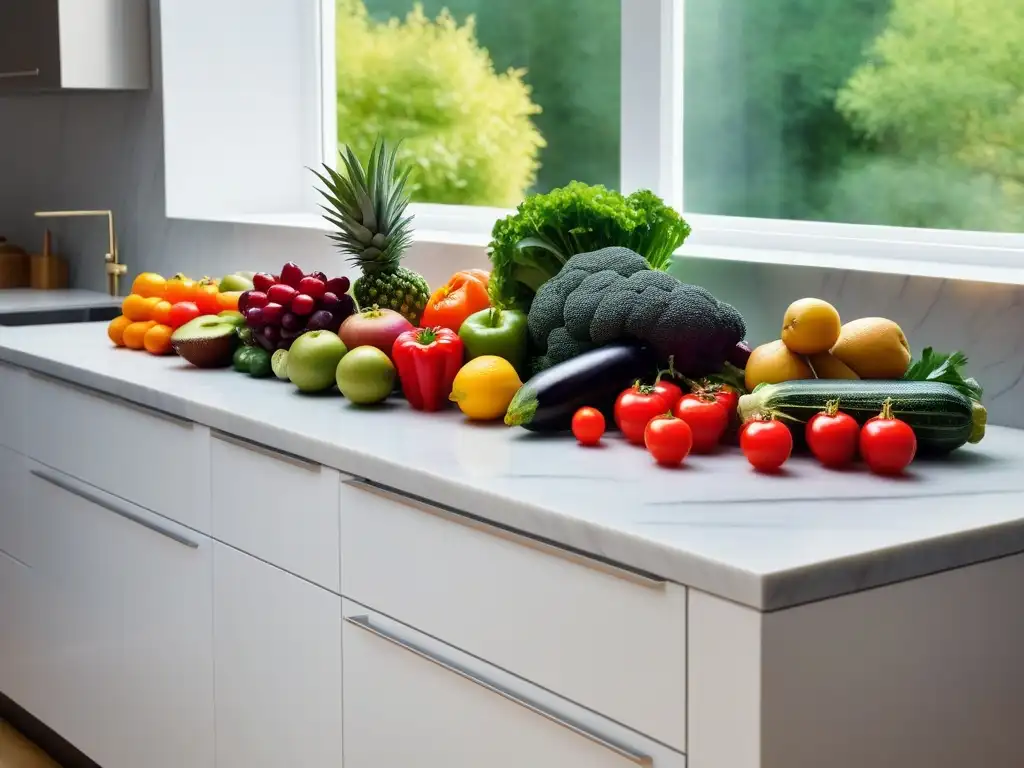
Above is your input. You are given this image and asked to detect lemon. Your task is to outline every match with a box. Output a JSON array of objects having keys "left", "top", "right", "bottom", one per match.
[{"left": 449, "top": 355, "right": 523, "bottom": 421}]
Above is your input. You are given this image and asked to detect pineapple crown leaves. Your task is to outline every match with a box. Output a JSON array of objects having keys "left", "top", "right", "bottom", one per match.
[{"left": 310, "top": 137, "right": 416, "bottom": 272}]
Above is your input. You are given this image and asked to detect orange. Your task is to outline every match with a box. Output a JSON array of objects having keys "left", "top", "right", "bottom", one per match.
[
  {"left": 143, "top": 323, "right": 174, "bottom": 355},
  {"left": 150, "top": 300, "right": 174, "bottom": 326},
  {"left": 122, "top": 321, "right": 157, "bottom": 350},
  {"left": 107, "top": 315, "right": 133, "bottom": 346},
  {"left": 217, "top": 291, "right": 241, "bottom": 312},
  {"left": 122, "top": 294, "right": 148, "bottom": 322},
  {"left": 131, "top": 272, "right": 166, "bottom": 299}
]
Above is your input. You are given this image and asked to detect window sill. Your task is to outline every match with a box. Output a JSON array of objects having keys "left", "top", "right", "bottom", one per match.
[{"left": 173, "top": 212, "right": 1024, "bottom": 286}]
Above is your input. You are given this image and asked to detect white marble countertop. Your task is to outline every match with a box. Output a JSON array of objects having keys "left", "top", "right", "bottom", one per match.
[
  {"left": 0, "top": 289, "right": 121, "bottom": 313},
  {"left": 3, "top": 322, "right": 1024, "bottom": 611}
]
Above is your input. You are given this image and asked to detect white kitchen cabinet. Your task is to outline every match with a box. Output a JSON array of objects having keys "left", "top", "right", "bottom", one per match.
[
  {"left": 0, "top": 0, "right": 149, "bottom": 92},
  {"left": 21, "top": 463, "right": 214, "bottom": 768},
  {"left": 213, "top": 543, "right": 343, "bottom": 768},
  {"left": 0, "top": 447, "right": 33, "bottom": 703},
  {"left": 341, "top": 601, "right": 685, "bottom": 768},
  {"left": 340, "top": 478, "right": 688, "bottom": 750}
]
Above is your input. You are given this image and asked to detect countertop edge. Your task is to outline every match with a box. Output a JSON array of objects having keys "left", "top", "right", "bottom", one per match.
[{"left": 5, "top": 344, "right": 1023, "bottom": 612}]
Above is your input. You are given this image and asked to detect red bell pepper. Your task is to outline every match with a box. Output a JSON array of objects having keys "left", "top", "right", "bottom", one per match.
[{"left": 392, "top": 327, "right": 465, "bottom": 411}]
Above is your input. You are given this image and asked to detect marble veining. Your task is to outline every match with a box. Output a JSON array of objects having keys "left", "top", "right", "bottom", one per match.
[
  {"left": 1, "top": 0, "right": 1023, "bottom": 427},
  {"left": 3, "top": 322, "right": 1024, "bottom": 611}
]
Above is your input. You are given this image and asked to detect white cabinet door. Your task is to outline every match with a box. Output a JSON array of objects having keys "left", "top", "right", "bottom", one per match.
[
  {"left": 0, "top": 446, "right": 37, "bottom": 708},
  {"left": 23, "top": 464, "right": 214, "bottom": 768},
  {"left": 213, "top": 543, "right": 343, "bottom": 768},
  {"left": 341, "top": 602, "right": 685, "bottom": 768}
]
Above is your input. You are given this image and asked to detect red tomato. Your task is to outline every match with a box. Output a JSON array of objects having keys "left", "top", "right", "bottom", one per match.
[
  {"left": 193, "top": 281, "right": 221, "bottom": 315},
  {"left": 168, "top": 301, "right": 201, "bottom": 329},
  {"left": 711, "top": 387, "right": 739, "bottom": 419},
  {"left": 644, "top": 415, "right": 693, "bottom": 467},
  {"left": 859, "top": 405, "right": 916, "bottom": 475},
  {"left": 571, "top": 407, "right": 605, "bottom": 447},
  {"left": 806, "top": 406, "right": 860, "bottom": 468},
  {"left": 672, "top": 394, "right": 729, "bottom": 453},
  {"left": 741, "top": 420, "right": 793, "bottom": 472},
  {"left": 651, "top": 379, "right": 684, "bottom": 409},
  {"left": 614, "top": 385, "right": 671, "bottom": 445}
]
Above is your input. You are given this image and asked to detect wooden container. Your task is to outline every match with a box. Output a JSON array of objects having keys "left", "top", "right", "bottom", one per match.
[
  {"left": 0, "top": 237, "right": 31, "bottom": 289},
  {"left": 30, "top": 230, "right": 69, "bottom": 290}
]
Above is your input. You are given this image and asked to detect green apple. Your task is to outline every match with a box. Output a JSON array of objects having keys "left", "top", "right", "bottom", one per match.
[
  {"left": 219, "top": 273, "right": 255, "bottom": 292},
  {"left": 287, "top": 331, "right": 347, "bottom": 393},
  {"left": 336, "top": 345, "right": 395, "bottom": 404}
]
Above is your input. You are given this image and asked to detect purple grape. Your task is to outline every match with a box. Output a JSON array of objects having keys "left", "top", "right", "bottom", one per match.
[
  {"left": 325, "top": 276, "right": 350, "bottom": 295},
  {"left": 320, "top": 291, "right": 341, "bottom": 312},
  {"left": 279, "top": 326, "right": 303, "bottom": 341},
  {"left": 280, "top": 311, "right": 301, "bottom": 331},
  {"left": 262, "top": 302, "right": 284, "bottom": 326},
  {"left": 306, "top": 309, "right": 334, "bottom": 331},
  {"left": 310, "top": 270, "right": 328, "bottom": 283},
  {"left": 277, "top": 337, "right": 295, "bottom": 351},
  {"left": 336, "top": 293, "right": 357, "bottom": 321},
  {"left": 245, "top": 307, "right": 264, "bottom": 328},
  {"left": 255, "top": 333, "right": 276, "bottom": 352},
  {"left": 262, "top": 325, "right": 280, "bottom": 345}
]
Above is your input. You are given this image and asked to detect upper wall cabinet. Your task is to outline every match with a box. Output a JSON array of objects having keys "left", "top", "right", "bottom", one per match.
[{"left": 0, "top": 0, "right": 149, "bottom": 92}]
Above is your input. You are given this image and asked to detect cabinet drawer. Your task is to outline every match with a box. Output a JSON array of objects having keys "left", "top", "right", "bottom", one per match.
[
  {"left": 342, "top": 603, "right": 684, "bottom": 768},
  {"left": 20, "top": 371, "right": 209, "bottom": 533},
  {"left": 339, "top": 480, "right": 688, "bottom": 751},
  {"left": 211, "top": 431, "right": 340, "bottom": 592}
]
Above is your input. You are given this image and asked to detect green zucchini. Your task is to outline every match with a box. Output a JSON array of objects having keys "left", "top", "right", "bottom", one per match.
[{"left": 738, "top": 379, "right": 986, "bottom": 453}]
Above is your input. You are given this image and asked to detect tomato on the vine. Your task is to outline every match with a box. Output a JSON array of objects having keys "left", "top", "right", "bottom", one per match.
[
  {"left": 740, "top": 419, "right": 793, "bottom": 472},
  {"left": 651, "top": 379, "right": 684, "bottom": 410},
  {"left": 614, "top": 383, "right": 672, "bottom": 445},
  {"left": 571, "top": 407, "right": 606, "bottom": 447},
  {"left": 805, "top": 400, "right": 860, "bottom": 468},
  {"left": 644, "top": 415, "right": 693, "bottom": 467},
  {"left": 859, "top": 399, "right": 916, "bottom": 475},
  {"left": 672, "top": 394, "right": 729, "bottom": 453}
]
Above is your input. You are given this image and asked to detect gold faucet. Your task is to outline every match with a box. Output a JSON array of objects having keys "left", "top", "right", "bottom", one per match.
[{"left": 33, "top": 209, "right": 127, "bottom": 296}]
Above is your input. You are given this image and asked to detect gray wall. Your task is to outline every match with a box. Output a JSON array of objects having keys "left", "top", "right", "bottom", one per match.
[{"left": 1, "top": 0, "right": 1021, "bottom": 427}]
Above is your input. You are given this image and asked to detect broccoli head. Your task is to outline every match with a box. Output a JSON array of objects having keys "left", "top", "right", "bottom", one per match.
[{"left": 528, "top": 246, "right": 747, "bottom": 375}]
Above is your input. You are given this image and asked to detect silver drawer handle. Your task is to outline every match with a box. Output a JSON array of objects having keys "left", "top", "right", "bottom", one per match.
[
  {"left": 345, "top": 615, "right": 653, "bottom": 766},
  {"left": 27, "top": 370, "right": 193, "bottom": 429},
  {"left": 30, "top": 468, "right": 199, "bottom": 549},
  {"left": 0, "top": 69, "right": 41, "bottom": 79},
  {"left": 212, "top": 430, "right": 320, "bottom": 472},
  {"left": 343, "top": 478, "right": 666, "bottom": 590}
]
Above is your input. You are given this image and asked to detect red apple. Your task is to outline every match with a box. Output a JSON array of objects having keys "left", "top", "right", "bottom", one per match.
[{"left": 338, "top": 306, "right": 414, "bottom": 362}]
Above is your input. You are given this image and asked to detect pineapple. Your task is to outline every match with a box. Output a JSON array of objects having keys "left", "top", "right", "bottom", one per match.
[{"left": 313, "top": 138, "right": 431, "bottom": 324}]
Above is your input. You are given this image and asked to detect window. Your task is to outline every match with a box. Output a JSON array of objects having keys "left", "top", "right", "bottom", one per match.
[
  {"left": 160, "top": 0, "right": 1024, "bottom": 280},
  {"left": 335, "top": 0, "right": 621, "bottom": 207},
  {"left": 683, "top": 0, "right": 1024, "bottom": 234}
]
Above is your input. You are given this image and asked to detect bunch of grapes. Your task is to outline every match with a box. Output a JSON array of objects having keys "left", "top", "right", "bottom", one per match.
[{"left": 238, "top": 261, "right": 357, "bottom": 352}]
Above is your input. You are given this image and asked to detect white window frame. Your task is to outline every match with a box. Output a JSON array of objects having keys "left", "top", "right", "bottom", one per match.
[{"left": 160, "top": 0, "right": 1024, "bottom": 284}]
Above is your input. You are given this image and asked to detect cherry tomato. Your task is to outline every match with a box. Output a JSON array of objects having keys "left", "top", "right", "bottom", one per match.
[
  {"left": 651, "top": 379, "right": 684, "bottom": 409},
  {"left": 859, "top": 401, "right": 916, "bottom": 475},
  {"left": 614, "top": 384, "right": 671, "bottom": 445},
  {"left": 711, "top": 387, "right": 740, "bottom": 419},
  {"left": 741, "top": 419, "right": 793, "bottom": 472},
  {"left": 644, "top": 415, "right": 693, "bottom": 467},
  {"left": 571, "top": 407, "right": 605, "bottom": 446},
  {"left": 806, "top": 403, "right": 860, "bottom": 468},
  {"left": 194, "top": 280, "right": 221, "bottom": 315},
  {"left": 168, "top": 301, "right": 201, "bottom": 329},
  {"left": 672, "top": 394, "right": 729, "bottom": 453}
]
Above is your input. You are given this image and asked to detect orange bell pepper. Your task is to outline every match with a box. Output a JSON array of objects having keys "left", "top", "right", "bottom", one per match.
[{"left": 420, "top": 270, "right": 492, "bottom": 332}]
